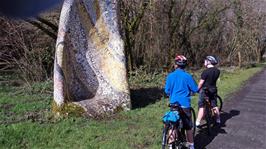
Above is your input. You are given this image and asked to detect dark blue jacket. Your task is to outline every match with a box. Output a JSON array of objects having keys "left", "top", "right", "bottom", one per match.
[{"left": 165, "top": 69, "right": 198, "bottom": 108}]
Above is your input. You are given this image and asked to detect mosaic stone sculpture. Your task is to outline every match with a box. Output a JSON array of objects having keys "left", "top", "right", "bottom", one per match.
[{"left": 54, "top": 0, "right": 131, "bottom": 117}]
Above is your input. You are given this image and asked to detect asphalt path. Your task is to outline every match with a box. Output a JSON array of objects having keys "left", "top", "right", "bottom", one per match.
[{"left": 195, "top": 68, "right": 266, "bottom": 149}]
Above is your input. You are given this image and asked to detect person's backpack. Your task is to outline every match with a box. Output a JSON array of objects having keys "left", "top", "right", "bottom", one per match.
[{"left": 162, "top": 111, "right": 180, "bottom": 123}]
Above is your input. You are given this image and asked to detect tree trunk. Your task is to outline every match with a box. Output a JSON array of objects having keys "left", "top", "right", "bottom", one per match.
[
  {"left": 54, "top": 0, "right": 131, "bottom": 117},
  {"left": 238, "top": 51, "right": 242, "bottom": 67}
]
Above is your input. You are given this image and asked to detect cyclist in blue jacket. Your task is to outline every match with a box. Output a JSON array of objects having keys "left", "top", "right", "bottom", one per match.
[{"left": 165, "top": 55, "right": 198, "bottom": 149}]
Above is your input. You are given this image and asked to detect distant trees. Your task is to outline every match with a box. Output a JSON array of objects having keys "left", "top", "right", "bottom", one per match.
[
  {"left": 0, "top": 0, "right": 265, "bottom": 83},
  {"left": 119, "top": 0, "right": 266, "bottom": 71},
  {"left": 0, "top": 14, "right": 58, "bottom": 83}
]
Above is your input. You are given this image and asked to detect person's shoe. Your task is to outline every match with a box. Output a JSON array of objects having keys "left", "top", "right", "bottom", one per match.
[
  {"left": 168, "top": 144, "right": 173, "bottom": 149},
  {"left": 187, "top": 142, "right": 195, "bottom": 149},
  {"left": 214, "top": 119, "right": 221, "bottom": 127},
  {"left": 216, "top": 118, "right": 221, "bottom": 124},
  {"left": 196, "top": 121, "right": 201, "bottom": 128}
]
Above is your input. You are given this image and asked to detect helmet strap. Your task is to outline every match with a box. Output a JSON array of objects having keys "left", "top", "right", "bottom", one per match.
[
  {"left": 207, "top": 64, "right": 214, "bottom": 68},
  {"left": 204, "top": 60, "right": 214, "bottom": 68}
]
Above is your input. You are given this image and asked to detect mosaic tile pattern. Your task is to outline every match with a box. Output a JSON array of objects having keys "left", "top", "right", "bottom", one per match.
[{"left": 54, "top": 0, "right": 130, "bottom": 117}]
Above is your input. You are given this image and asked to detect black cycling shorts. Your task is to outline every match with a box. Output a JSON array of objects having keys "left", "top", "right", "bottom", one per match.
[
  {"left": 198, "top": 89, "right": 217, "bottom": 108},
  {"left": 179, "top": 108, "right": 193, "bottom": 130}
]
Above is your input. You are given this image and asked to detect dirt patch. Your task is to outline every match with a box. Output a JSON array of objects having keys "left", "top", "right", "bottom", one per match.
[
  {"left": 0, "top": 109, "right": 51, "bottom": 125},
  {"left": 0, "top": 103, "right": 14, "bottom": 110}
]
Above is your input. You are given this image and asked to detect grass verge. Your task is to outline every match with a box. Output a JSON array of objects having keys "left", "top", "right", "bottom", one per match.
[{"left": 0, "top": 65, "right": 265, "bottom": 149}]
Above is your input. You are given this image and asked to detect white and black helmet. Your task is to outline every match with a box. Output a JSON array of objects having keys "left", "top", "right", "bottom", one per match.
[{"left": 206, "top": 55, "right": 218, "bottom": 65}]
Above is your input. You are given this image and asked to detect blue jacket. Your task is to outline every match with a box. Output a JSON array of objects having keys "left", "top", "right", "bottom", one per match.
[{"left": 164, "top": 69, "right": 198, "bottom": 108}]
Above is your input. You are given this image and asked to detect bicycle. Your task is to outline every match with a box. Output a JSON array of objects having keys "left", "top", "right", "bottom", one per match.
[
  {"left": 162, "top": 104, "right": 196, "bottom": 149},
  {"left": 202, "top": 87, "right": 223, "bottom": 135}
]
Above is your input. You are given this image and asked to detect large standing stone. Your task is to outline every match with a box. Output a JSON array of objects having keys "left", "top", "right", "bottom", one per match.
[{"left": 53, "top": 0, "right": 131, "bottom": 117}]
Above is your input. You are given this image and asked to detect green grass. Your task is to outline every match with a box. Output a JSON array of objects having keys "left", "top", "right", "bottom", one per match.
[{"left": 0, "top": 65, "right": 265, "bottom": 149}]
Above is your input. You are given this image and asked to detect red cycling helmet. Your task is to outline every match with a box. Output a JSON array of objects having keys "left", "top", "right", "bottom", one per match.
[{"left": 175, "top": 55, "right": 187, "bottom": 67}]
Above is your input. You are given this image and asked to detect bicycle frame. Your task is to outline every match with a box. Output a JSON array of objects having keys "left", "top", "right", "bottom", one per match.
[
  {"left": 202, "top": 87, "right": 221, "bottom": 135},
  {"left": 203, "top": 96, "right": 215, "bottom": 117}
]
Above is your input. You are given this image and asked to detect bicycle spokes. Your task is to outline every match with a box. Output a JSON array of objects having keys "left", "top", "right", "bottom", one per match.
[{"left": 168, "top": 128, "right": 176, "bottom": 144}]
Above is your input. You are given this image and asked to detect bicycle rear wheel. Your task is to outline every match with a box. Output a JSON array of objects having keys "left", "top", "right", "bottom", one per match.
[
  {"left": 190, "top": 108, "right": 196, "bottom": 137},
  {"left": 162, "top": 124, "right": 169, "bottom": 149},
  {"left": 216, "top": 95, "right": 223, "bottom": 112},
  {"left": 205, "top": 106, "right": 212, "bottom": 135},
  {"left": 162, "top": 124, "right": 176, "bottom": 149}
]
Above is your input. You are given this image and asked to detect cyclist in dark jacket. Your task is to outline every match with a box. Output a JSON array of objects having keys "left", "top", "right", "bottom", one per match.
[
  {"left": 165, "top": 55, "right": 198, "bottom": 149},
  {"left": 196, "top": 55, "right": 221, "bottom": 127}
]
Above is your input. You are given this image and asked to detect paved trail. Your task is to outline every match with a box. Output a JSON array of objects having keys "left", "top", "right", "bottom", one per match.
[{"left": 195, "top": 68, "right": 266, "bottom": 149}]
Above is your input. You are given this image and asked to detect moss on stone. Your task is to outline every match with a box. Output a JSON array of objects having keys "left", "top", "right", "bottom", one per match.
[
  {"left": 51, "top": 101, "right": 85, "bottom": 117},
  {"left": 113, "top": 105, "right": 125, "bottom": 113}
]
